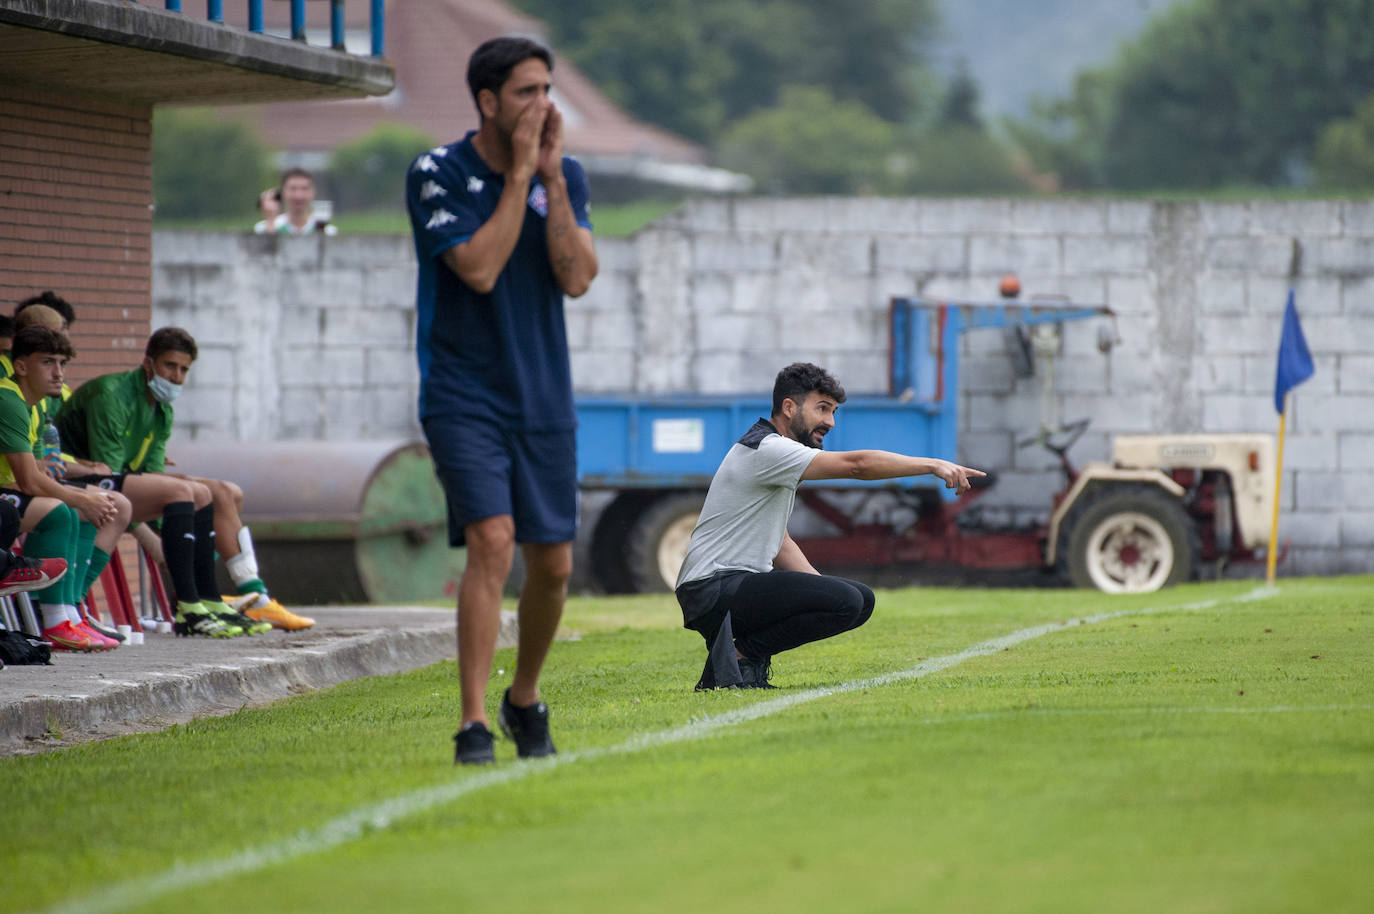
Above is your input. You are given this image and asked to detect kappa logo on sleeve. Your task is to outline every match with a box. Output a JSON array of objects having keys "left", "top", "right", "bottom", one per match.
[
  {"left": 528, "top": 184, "right": 548, "bottom": 217},
  {"left": 467, "top": 176, "right": 484, "bottom": 194},
  {"left": 420, "top": 180, "right": 447, "bottom": 201},
  {"left": 426, "top": 208, "right": 456, "bottom": 230},
  {"left": 413, "top": 155, "right": 438, "bottom": 173}
]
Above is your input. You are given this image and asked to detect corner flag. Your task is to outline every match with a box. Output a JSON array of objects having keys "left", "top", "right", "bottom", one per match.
[
  {"left": 1273, "top": 291, "right": 1314, "bottom": 414},
  {"left": 1266, "top": 290, "right": 1316, "bottom": 585}
]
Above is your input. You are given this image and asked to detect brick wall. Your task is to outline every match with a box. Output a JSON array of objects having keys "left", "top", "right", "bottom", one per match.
[{"left": 0, "top": 84, "right": 152, "bottom": 382}]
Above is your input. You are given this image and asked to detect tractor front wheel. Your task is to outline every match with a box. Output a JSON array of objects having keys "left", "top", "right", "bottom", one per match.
[{"left": 1061, "top": 485, "right": 1196, "bottom": 593}]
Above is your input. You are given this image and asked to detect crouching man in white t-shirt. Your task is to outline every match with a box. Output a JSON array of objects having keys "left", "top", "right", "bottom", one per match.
[{"left": 675, "top": 362, "right": 985, "bottom": 690}]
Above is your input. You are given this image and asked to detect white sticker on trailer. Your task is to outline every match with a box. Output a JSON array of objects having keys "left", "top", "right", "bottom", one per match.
[{"left": 652, "top": 418, "right": 705, "bottom": 453}]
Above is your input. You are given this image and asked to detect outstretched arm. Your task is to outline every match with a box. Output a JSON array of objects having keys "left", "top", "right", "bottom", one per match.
[{"left": 802, "top": 450, "right": 985, "bottom": 494}]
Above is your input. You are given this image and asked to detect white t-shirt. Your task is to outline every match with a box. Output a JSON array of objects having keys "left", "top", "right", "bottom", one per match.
[
  {"left": 253, "top": 213, "right": 338, "bottom": 236},
  {"left": 676, "top": 418, "right": 818, "bottom": 587}
]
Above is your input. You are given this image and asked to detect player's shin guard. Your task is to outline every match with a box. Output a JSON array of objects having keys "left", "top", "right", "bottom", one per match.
[{"left": 225, "top": 525, "right": 267, "bottom": 595}]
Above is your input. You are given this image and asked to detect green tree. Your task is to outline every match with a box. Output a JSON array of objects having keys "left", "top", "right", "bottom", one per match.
[
  {"left": 1008, "top": 0, "right": 1374, "bottom": 190},
  {"left": 1314, "top": 91, "right": 1374, "bottom": 189},
  {"left": 1001, "top": 69, "right": 1115, "bottom": 190},
  {"left": 715, "top": 86, "right": 901, "bottom": 194},
  {"left": 152, "top": 109, "right": 273, "bottom": 219},
  {"left": 908, "top": 127, "right": 1027, "bottom": 194},
  {"left": 939, "top": 59, "right": 982, "bottom": 129},
  {"left": 510, "top": 0, "right": 939, "bottom": 144},
  {"left": 328, "top": 123, "right": 436, "bottom": 212}
]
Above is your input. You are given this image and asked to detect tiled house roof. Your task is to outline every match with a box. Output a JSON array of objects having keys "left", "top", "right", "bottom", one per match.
[{"left": 224, "top": 0, "right": 705, "bottom": 165}]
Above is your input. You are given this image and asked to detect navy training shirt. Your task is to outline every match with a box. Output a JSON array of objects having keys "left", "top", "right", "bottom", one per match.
[{"left": 406, "top": 132, "right": 592, "bottom": 430}]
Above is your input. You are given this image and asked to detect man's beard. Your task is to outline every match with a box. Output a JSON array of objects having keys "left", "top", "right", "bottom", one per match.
[{"left": 788, "top": 413, "right": 825, "bottom": 449}]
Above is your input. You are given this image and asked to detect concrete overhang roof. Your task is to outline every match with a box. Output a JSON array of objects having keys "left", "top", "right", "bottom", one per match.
[{"left": 0, "top": 0, "right": 394, "bottom": 106}]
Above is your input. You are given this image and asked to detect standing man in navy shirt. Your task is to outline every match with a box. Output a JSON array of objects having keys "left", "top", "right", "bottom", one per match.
[{"left": 406, "top": 37, "right": 598, "bottom": 765}]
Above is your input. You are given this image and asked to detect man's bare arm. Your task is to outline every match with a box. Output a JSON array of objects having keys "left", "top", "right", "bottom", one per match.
[
  {"left": 440, "top": 179, "right": 531, "bottom": 294},
  {"left": 542, "top": 175, "right": 598, "bottom": 297},
  {"left": 802, "top": 449, "right": 985, "bottom": 494},
  {"left": 774, "top": 532, "right": 820, "bottom": 575}
]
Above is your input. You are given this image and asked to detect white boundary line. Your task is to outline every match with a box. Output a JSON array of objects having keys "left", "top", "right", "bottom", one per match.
[{"left": 51, "top": 587, "right": 1277, "bottom": 914}]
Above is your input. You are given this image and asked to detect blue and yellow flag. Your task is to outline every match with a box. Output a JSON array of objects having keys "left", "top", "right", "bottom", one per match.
[{"left": 1273, "top": 291, "right": 1314, "bottom": 414}]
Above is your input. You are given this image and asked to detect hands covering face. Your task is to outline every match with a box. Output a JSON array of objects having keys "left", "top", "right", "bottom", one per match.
[{"left": 511, "top": 97, "right": 564, "bottom": 183}]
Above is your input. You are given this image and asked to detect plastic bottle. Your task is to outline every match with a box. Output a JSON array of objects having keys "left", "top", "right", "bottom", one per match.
[{"left": 41, "top": 419, "right": 62, "bottom": 464}]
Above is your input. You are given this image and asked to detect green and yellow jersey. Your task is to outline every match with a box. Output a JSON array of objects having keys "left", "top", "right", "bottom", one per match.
[{"left": 55, "top": 367, "right": 172, "bottom": 473}]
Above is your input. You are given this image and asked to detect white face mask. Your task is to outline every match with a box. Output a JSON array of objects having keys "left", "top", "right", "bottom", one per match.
[{"left": 148, "top": 373, "right": 182, "bottom": 404}]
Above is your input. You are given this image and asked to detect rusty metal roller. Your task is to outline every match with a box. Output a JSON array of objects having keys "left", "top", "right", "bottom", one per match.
[{"left": 170, "top": 440, "right": 463, "bottom": 605}]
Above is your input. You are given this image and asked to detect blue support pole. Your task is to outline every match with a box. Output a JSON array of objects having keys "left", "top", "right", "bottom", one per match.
[
  {"left": 248, "top": 0, "right": 262, "bottom": 33},
  {"left": 371, "top": 0, "right": 385, "bottom": 56},
  {"left": 207, "top": 0, "right": 222, "bottom": 23},
  {"left": 291, "top": 0, "right": 306, "bottom": 41},
  {"left": 165, "top": 0, "right": 181, "bottom": 12},
  {"left": 330, "top": 0, "right": 345, "bottom": 49}
]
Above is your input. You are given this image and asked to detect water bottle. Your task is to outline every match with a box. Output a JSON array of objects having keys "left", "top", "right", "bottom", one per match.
[{"left": 41, "top": 419, "right": 62, "bottom": 473}]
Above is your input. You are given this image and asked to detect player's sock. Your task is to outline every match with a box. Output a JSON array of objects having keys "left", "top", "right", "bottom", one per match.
[
  {"left": 38, "top": 601, "right": 70, "bottom": 629},
  {"left": 25, "top": 503, "right": 77, "bottom": 606},
  {"left": 69, "top": 520, "right": 97, "bottom": 607},
  {"left": 192, "top": 505, "right": 220, "bottom": 603},
  {"left": 81, "top": 545, "right": 113, "bottom": 603},
  {"left": 161, "top": 501, "right": 199, "bottom": 603}
]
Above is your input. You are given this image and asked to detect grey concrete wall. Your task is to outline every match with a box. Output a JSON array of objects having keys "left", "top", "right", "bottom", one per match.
[{"left": 153, "top": 198, "right": 1374, "bottom": 575}]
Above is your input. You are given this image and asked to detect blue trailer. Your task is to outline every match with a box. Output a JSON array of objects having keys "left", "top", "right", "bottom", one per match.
[{"left": 576, "top": 295, "right": 1273, "bottom": 594}]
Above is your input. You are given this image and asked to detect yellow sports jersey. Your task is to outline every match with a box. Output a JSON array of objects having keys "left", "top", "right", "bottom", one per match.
[{"left": 0, "top": 377, "right": 40, "bottom": 489}]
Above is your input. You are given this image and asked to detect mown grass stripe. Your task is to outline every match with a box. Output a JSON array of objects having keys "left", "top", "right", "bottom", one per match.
[{"left": 50, "top": 586, "right": 1273, "bottom": 914}]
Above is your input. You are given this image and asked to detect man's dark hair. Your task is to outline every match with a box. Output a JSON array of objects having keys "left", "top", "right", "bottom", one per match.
[
  {"left": 146, "top": 327, "right": 198, "bottom": 362},
  {"left": 12, "top": 325, "right": 75, "bottom": 360},
  {"left": 16, "top": 291, "right": 75, "bottom": 327},
  {"left": 466, "top": 37, "right": 553, "bottom": 114},
  {"left": 772, "top": 362, "right": 846, "bottom": 415},
  {"left": 0, "top": 315, "right": 13, "bottom": 339},
  {"left": 279, "top": 166, "right": 314, "bottom": 189}
]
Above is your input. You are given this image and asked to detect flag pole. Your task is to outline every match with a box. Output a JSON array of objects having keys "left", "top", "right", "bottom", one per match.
[{"left": 1265, "top": 399, "right": 1287, "bottom": 586}]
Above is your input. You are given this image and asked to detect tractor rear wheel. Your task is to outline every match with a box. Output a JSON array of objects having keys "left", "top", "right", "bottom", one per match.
[
  {"left": 1061, "top": 484, "right": 1196, "bottom": 593},
  {"left": 625, "top": 492, "right": 706, "bottom": 593}
]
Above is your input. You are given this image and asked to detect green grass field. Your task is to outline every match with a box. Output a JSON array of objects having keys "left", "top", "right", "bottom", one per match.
[{"left": 8, "top": 577, "right": 1371, "bottom": 913}]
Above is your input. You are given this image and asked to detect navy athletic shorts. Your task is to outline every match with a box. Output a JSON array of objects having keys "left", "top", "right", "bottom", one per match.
[{"left": 422, "top": 416, "right": 578, "bottom": 548}]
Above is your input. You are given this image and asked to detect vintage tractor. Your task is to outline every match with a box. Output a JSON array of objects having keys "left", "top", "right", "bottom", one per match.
[{"left": 576, "top": 296, "right": 1276, "bottom": 594}]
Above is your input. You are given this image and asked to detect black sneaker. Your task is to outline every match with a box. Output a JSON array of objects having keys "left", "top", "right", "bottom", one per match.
[
  {"left": 498, "top": 688, "right": 557, "bottom": 759},
  {"left": 738, "top": 655, "right": 776, "bottom": 689},
  {"left": 694, "top": 656, "right": 716, "bottom": 691},
  {"left": 453, "top": 721, "right": 496, "bottom": 766}
]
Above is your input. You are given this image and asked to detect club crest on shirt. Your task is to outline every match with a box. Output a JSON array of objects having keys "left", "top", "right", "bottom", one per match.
[{"left": 528, "top": 184, "right": 548, "bottom": 217}]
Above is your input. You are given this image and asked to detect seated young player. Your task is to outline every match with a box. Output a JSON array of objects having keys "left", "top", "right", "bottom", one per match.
[
  {"left": 0, "top": 327, "right": 130, "bottom": 651},
  {"left": 56, "top": 328, "right": 312, "bottom": 631}
]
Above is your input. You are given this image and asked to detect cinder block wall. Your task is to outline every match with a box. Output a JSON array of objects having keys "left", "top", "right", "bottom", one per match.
[
  {"left": 152, "top": 198, "right": 1374, "bottom": 575},
  {"left": 0, "top": 85, "right": 153, "bottom": 380}
]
